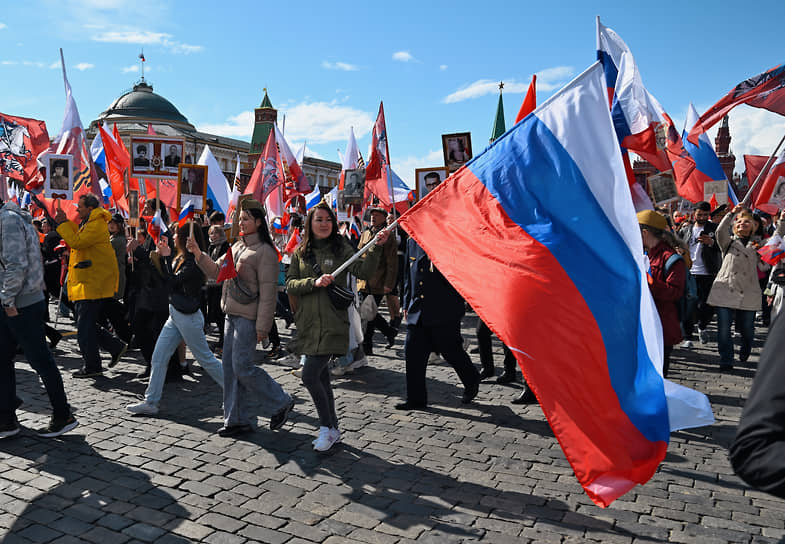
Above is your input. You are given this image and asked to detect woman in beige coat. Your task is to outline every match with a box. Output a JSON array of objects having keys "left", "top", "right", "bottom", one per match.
[
  {"left": 189, "top": 199, "right": 294, "bottom": 437},
  {"left": 707, "top": 206, "right": 761, "bottom": 370}
]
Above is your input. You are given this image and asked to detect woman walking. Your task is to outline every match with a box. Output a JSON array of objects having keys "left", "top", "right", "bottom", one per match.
[
  {"left": 189, "top": 199, "right": 295, "bottom": 437},
  {"left": 707, "top": 206, "right": 761, "bottom": 370},
  {"left": 286, "top": 203, "right": 390, "bottom": 451},
  {"left": 126, "top": 224, "right": 224, "bottom": 416}
]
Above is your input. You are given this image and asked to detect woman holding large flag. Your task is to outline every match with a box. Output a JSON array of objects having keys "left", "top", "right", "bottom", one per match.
[
  {"left": 126, "top": 222, "right": 224, "bottom": 417},
  {"left": 286, "top": 202, "right": 390, "bottom": 452},
  {"left": 188, "top": 199, "right": 295, "bottom": 437}
]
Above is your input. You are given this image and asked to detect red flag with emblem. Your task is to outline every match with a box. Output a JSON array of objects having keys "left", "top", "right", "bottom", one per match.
[
  {"left": 245, "top": 129, "right": 283, "bottom": 203},
  {"left": 364, "top": 102, "right": 391, "bottom": 204},
  {"left": 0, "top": 113, "right": 50, "bottom": 183},
  {"left": 216, "top": 246, "right": 238, "bottom": 283}
]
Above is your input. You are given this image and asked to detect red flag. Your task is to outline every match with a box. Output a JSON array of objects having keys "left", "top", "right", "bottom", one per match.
[
  {"left": 751, "top": 151, "right": 785, "bottom": 209},
  {"left": 0, "top": 113, "right": 50, "bottom": 183},
  {"left": 216, "top": 246, "right": 238, "bottom": 283},
  {"left": 689, "top": 63, "right": 785, "bottom": 145},
  {"left": 245, "top": 129, "right": 283, "bottom": 203},
  {"left": 284, "top": 230, "right": 301, "bottom": 255},
  {"left": 515, "top": 75, "right": 537, "bottom": 123},
  {"left": 709, "top": 193, "right": 718, "bottom": 211},
  {"left": 98, "top": 124, "right": 129, "bottom": 209},
  {"left": 364, "top": 102, "right": 392, "bottom": 205}
]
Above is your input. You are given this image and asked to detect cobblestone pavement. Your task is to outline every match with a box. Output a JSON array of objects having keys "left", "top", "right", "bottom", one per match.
[{"left": 1, "top": 304, "right": 782, "bottom": 543}]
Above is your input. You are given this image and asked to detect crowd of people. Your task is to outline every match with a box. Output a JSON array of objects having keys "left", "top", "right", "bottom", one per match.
[{"left": 1, "top": 184, "right": 784, "bottom": 456}]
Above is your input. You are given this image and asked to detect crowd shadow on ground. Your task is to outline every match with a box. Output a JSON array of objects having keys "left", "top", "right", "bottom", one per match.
[{"left": 0, "top": 435, "right": 189, "bottom": 542}]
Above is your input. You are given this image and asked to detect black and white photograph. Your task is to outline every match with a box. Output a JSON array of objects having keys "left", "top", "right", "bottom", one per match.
[
  {"left": 45, "top": 154, "right": 73, "bottom": 200},
  {"left": 442, "top": 132, "right": 473, "bottom": 172},
  {"left": 177, "top": 164, "right": 208, "bottom": 212},
  {"left": 415, "top": 166, "right": 449, "bottom": 201}
]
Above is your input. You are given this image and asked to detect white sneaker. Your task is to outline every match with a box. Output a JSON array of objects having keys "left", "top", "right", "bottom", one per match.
[
  {"left": 680, "top": 340, "right": 693, "bottom": 349},
  {"left": 126, "top": 401, "right": 158, "bottom": 415},
  {"left": 698, "top": 329, "right": 709, "bottom": 345},
  {"left": 331, "top": 365, "right": 351, "bottom": 376},
  {"left": 278, "top": 353, "right": 301, "bottom": 369},
  {"left": 313, "top": 427, "right": 341, "bottom": 452},
  {"left": 347, "top": 357, "right": 368, "bottom": 370}
]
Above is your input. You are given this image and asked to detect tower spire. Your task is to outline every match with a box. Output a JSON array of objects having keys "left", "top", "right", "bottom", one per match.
[{"left": 490, "top": 81, "right": 506, "bottom": 143}]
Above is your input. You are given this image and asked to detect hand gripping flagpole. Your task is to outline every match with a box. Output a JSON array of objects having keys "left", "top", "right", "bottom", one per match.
[
  {"left": 331, "top": 220, "right": 398, "bottom": 278},
  {"left": 741, "top": 130, "right": 785, "bottom": 207}
]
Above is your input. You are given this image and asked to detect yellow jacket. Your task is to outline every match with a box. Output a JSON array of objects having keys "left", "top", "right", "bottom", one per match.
[{"left": 56, "top": 207, "right": 119, "bottom": 302}]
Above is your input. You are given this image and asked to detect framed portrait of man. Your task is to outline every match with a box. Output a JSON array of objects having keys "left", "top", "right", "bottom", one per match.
[
  {"left": 442, "top": 132, "right": 473, "bottom": 172},
  {"left": 45, "top": 154, "right": 73, "bottom": 201},
  {"left": 130, "top": 135, "right": 185, "bottom": 179},
  {"left": 343, "top": 169, "right": 365, "bottom": 198},
  {"left": 177, "top": 164, "right": 208, "bottom": 213},
  {"left": 415, "top": 166, "right": 449, "bottom": 201},
  {"left": 127, "top": 190, "right": 140, "bottom": 228},
  {"left": 770, "top": 176, "right": 785, "bottom": 207},
  {"left": 647, "top": 171, "right": 679, "bottom": 206}
]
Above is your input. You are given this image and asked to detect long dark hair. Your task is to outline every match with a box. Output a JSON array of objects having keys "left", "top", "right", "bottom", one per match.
[
  {"left": 173, "top": 223, "right": 205, "bottom": 270},
  {"left": 297, "top": 202, "right": 342, "bottom": 257},
  {"left": 242, "top": 207, "right": 274, "bottom": 248}
]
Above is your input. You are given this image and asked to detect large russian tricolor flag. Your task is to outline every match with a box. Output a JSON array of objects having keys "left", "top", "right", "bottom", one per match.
[{"left": 398, "top": 62, "right": 713, "bottom": 507}]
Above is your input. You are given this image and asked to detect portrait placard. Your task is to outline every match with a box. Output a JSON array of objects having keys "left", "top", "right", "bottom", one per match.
[
  {"left": 769, "top": 176, "right": 785, "bottom": 208},
  {"left": 647, "top": 171, "right": 679, "bottom": 205},
  {"left": 127, "top": 190, "right": 140, "bottom": 228},
  {"left": 415, "top": 166, "right": 449, "bottom": 201},
  {"left": 45, "top": 154, "right": 73, "bottom": 200},
  {"left": 703, "top": 180, "right": 728, "bottom": 206},
  {"left": 130, "top": 135, "right": 185, "bottom": 179},
  {"left": 176, "top": 164, "right": 208, "bottom": 213},
  {"left": 442, "top": 132, "right": 473, "bottom": 172}
]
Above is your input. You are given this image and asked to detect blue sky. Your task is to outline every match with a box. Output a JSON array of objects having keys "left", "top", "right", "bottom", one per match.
[{"left": 2, "top": 0, "right": 785, "bottom": 187}]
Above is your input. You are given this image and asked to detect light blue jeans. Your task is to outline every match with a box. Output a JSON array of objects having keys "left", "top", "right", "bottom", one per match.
[
  {"left": 144, "top": 305, "right": 224, "bottom": 406},
  {"left": 223, "top": 314, "right": 292, "bottom": 426}
]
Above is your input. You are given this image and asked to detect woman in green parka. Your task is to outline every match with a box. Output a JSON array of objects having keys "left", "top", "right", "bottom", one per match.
[{"left": 286, "top": 203, "right": 391, "bottom": 452}]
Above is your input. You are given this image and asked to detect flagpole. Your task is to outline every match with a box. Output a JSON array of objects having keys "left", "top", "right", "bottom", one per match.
[
  {"left": 741, "top": 130, "right": 785, "bottom": 207},
  {"left": 331, "top": 220, "right": 398, "bottom": 278}
]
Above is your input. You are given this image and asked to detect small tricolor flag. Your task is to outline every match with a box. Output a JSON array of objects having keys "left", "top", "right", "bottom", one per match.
[
  {"left": 178, "top": 200, "right": 194, "bottom": 228},
  {"left": 305, "top": 185, "right": 322, "bottom": 211},
  {"left": 758, "top": 236, "right": 785, "bottom": 266}
]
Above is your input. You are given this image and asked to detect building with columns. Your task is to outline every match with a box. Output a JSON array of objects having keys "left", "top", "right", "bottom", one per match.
[{"left": 87, "top": 80, "right": 341, "bottom": 192}]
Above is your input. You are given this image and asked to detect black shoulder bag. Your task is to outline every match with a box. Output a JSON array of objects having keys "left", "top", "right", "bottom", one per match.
[{"left": 305, "top": 252, "right": 354, "bottom": 310}]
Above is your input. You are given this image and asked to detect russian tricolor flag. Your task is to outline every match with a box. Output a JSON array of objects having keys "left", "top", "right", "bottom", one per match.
[
  {"left": 305, "top": 185, "right": 322, "bottom": 211},
  {"left": 178, "top": 200, "right": 194, "bottom": 228},
  {"left": 682, "top": 103, "right": 727, "bottom": 183},
  {"left": 398, "top": 62, "right": 713, "bottom": 507}
]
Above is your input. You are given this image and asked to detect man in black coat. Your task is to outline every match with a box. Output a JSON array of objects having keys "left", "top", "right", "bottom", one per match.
[
  {"left": 730, "top": 313, "right": 785, "bottom": 498},
  {"left": 395, "top": 238, "right": 480, "bottom": 410}
]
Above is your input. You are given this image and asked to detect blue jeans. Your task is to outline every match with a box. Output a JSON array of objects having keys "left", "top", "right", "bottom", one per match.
[
  {"left": 222, "top": 314, "right": 291, "bottom": 426},
  {"left": 716, "top": 307, "right": 755, "bottom": 365},
  {"left": 144, "top": 306, "right": 224, "bottom": 406},
  {"left": 75, "top": 299, "right": 125, "bottom": 371},
  {"left": 0, "top": 300, "right": 69, "bottom": 422}
]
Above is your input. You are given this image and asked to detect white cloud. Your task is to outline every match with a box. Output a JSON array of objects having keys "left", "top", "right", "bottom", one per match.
[
  {"left": 321, "top": 61, "right": 359, "bottom": 72},
  {"left": 22, "top": 61, "right": 45, "bottom": 68},
  {"left": 0, "top": 23, "right": 6, "bottom": 30},
  {"left": 391, "top": 149, "right": 444, "bottom": 188},
  {"left": 535, "top": 66, "right": 575, "bottom": 91},
  {"left": 91, "top": 30, "right": 203, "bottom": 54},
  {"left": 75, "top": 62, "right": 94, "bottom": 71},
  {"left": 196, "top": 101, "right": 374, "bottom": 146},
  {"left": 122, "top": 65, "right": 138, "bottom": 73},
  {"left": 705, "top": 108, "right": 785, "bottom": 175},
  {"left": 443, "top": 66, "right": 574, "bottom": 103},
  {"left": 439, "top": 64, "right": 448, "bottom": 71},
  {"left": 392, "top": 51, "right": 415, "bottom": 62},
  {"left": 49, "top": 62, "right": 59, "bottom": 69},
  {"left": 1, "top": 60, "right": 17, "bottom": 65}
]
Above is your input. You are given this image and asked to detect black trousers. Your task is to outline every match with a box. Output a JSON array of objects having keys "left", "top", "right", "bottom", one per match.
[
  {"left": 363, "top": 293, "right": 396, "bottom": 347},
  {"left": 476, "top": 319, "right": 516, "bottom": 373},
  {"left": 684, "top": 274, "right": 716, "bottom": 335},
  {"left": 403, "top": 320, "right": 479, "bottom": 405}
]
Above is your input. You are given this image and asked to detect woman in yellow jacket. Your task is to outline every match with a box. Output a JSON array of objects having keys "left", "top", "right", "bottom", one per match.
[{"left": 54, "top": 194, "right": 127, "bottom": 378}]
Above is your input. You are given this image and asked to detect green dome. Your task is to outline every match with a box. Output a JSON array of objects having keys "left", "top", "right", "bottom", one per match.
[{"left": 98, "top": 81, "right": 194, "bottom": 129}]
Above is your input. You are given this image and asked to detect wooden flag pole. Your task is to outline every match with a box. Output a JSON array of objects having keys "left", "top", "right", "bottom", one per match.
[{"left": 741, "top": 130, "right": 785, "bottom": 207}]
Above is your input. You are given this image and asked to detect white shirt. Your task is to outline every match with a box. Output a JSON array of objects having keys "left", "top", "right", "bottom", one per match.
[{"left": 689, "top": 223, "right": 708, "bottom": 275}]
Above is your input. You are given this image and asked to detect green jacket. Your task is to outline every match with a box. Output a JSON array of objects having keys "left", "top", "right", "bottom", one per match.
[{"left": 287, "top": 236, "right": 382, "bottom": 356}]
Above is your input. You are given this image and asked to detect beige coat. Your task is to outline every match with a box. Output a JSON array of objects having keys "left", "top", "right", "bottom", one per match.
[
  {"left": 197, "top": 232, "right": 278, "bottom": 337},
  {"left": 707, "top": 212, "right": 761, "bottom": 311}
]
